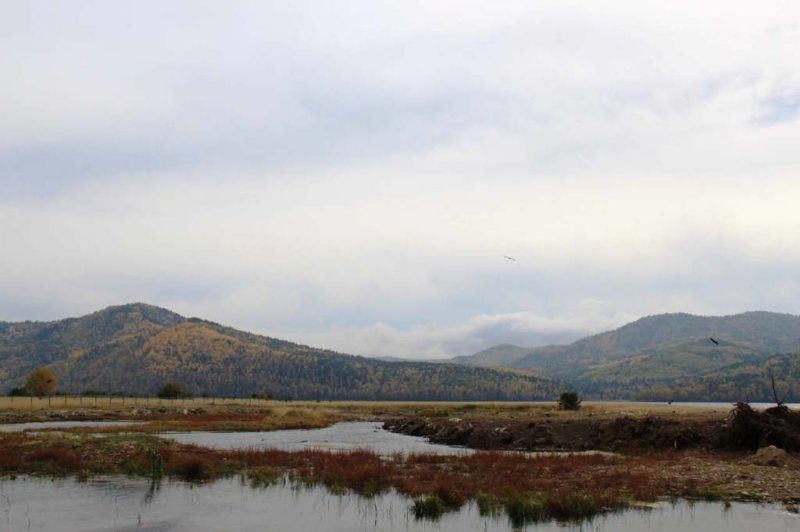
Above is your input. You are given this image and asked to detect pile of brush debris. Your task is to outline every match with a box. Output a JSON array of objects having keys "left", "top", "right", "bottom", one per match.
[{"left": 721, "top": 402, "right": 800, "bottom": 452}]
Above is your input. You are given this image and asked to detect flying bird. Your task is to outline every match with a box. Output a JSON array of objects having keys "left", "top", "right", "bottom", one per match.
[
  {"left": 503, "top": 256, "right": 517, "bottom": 262},
  {"left": 709, "top": 337, "right": 719, "bottom": 345}
]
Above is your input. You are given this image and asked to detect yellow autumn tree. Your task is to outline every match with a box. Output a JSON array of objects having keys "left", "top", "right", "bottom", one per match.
[{"left": 25, "top": 367, "right": 57, "bottom": 397}]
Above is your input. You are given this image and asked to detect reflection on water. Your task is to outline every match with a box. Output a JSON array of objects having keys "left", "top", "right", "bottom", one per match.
[
  {"left": 0, "top": 476, "right": 797, "bottom": 532},
  {"left": 0, "top": 420, "right": 144, "bottom": 432},
  {"left": 165, "top": 421, "right": 474, "bottom": 455}
]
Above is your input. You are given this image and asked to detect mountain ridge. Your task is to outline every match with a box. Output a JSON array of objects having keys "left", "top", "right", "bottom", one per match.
[
  {"left": 454, "top": 310, "right": 800, "bottom": 401},
  {"left": 0, "top": 303, "right": 560, "bottom": 401}
]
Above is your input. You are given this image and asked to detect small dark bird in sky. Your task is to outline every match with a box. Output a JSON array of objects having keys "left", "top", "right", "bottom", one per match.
[
  {"left": 504, "top": 255, "right": 517, "bottom": 262},
  {"left": 709, "top": 337, "right": 719, "bottom": 345}
]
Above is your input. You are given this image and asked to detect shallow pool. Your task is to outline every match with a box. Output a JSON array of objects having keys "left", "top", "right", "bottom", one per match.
[{"left": 165, "top": 421, "right": 474, "bottom": 455}]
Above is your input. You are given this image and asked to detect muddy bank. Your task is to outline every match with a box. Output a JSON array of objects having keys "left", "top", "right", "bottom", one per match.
[{"left": 384, "top": 404, "right": 800, "bottom": 453}]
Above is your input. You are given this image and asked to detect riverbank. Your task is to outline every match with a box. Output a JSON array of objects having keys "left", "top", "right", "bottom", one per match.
[{"left": 384, "top": 402, "right": 800, "bottom": 453}]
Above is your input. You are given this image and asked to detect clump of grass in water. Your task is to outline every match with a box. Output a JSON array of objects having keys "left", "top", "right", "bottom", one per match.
[
  {"left": 504, "top": 491, "right": 600, "bottom": 526},
  {"left": 687, "top": 486, "right": 724, "bottom": 501},
  {"left": 476, "top": 492, "right": 501, "bottom": 516},
  {"left": 248, "top": 466, "right": 282, "bottom": 488},
  {"left": 411, "top": 484, "right": 467, "bottom": 520},
  {"left": 326, "top": 483, "right": 347, "bottom": 495},
  {"left": 505, "top": 492, "right": 548, "bottom": 527},
  {"left": 412, "top": 495, "right": 447, "bottom": 519},
  {"left": 547, "top": 493, "right": 598, "bottom": 522},
  {"left": 165, "top": 452, "right": 216, "bottom": 482},
  {"left": 145, "top": 446, "right": 164, "bottom": 479}
]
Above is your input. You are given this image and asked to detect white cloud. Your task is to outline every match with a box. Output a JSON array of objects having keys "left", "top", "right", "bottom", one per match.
[{"left": 289, "top": 309, "right": 636, "bottom": 359}]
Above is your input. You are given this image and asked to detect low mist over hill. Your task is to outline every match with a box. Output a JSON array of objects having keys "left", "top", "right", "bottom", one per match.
[
  {"left": 455, "top": 311, "right": 800, "bottom": 402},
  {"left": 0, "top": 304, "right": 560, "bottom": 400}
]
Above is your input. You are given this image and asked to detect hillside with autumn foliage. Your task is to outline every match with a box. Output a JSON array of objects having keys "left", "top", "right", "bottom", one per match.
[
  {"left": 0, "top": 304, "right": 560, "bottom": 400},
  {"left": 454, "top": 311, "right": 800, "bottom": 401}
]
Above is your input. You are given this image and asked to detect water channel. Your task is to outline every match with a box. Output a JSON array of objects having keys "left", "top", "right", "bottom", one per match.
[
  {"left": 0, "top": 420, "right": 144, "bottom": 432},
  {"left": 165, "top": 421, "right": 473, "bottom": 455}
]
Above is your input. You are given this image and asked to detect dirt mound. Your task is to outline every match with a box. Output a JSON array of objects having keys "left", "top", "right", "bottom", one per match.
[
  {"left": 384, "top": 404, "right": 800, "bottom": 454},
  {"left": 746, "top": 445, "right": 797, "bottom": 467},
  {"left": 385, "top": 415, "right": 722, "bottom": 453}
]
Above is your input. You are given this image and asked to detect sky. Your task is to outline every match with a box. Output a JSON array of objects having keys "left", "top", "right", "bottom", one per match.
[{"left": 2, "top": 1, "right": 800, "bottom": 358}]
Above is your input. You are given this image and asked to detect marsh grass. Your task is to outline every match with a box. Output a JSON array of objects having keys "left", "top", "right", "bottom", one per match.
[
  {"left": 687, "top": 486, "right": 725, "bottom": 501},
  {"left": 476, "top": 491, "right": 501, "bottom": 516},
  {"left": 0, "top": 430, "right": 658, "bottom": 521},
  {"left": 412, "top": 495, "right": 448, "bottom": 519},
  {"left": 248, "top": 466, "right": 282, "bottom": 488},
  {"left": 505, "top": 492, "right": 548, "bottom": 526}
]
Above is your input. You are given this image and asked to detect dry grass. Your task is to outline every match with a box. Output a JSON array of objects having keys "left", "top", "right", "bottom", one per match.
[
  {"left": 0, "top": 397, "right": 729, "bottom": 421},
  {"left": 0, "top": 395, "right": 278, "bottom": 411}
]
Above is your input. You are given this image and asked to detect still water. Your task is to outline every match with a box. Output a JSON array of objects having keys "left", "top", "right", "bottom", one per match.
[
  {"left": 0, "top": 420, "right": 144, "bottom": 432},
  {"left": 165, "top": 421, "right": 474, "bottom": 455},
  {"left": 0, "top": 476, "right": 797, "bottom": 532}
]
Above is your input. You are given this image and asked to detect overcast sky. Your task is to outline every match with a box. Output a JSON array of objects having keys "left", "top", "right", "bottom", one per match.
[{"left": 2, "top": 1, "right": 800, "bottom": 358}]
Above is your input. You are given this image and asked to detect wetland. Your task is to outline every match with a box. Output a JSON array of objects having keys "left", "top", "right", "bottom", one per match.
[{"left": 1, "top": 399, "right": 798, "bottom": 530}]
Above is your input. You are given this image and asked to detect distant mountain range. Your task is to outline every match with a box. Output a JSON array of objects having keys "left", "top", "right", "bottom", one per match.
[
  {"left": 3, "top": 305, "right": 798, "bottom": 401},
  {"left": 0, "top": 304, "right": 560, "bottom": 400},
  {"left": 452, "top": 311, "right": 800, "bottom": 402}
]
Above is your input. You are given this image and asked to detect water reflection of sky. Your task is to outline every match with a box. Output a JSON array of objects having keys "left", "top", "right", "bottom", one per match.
[
  {"left": 0, "top": 420, "right": 144, "bottom": 432},
  {"left": 165, "top": 421, "right": 474, "bottom": 455},
  {"left": 0, "top": 476, "right": 797, "bottom": 532}
]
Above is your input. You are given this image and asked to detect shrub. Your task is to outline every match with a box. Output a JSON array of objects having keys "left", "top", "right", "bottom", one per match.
[
  {"left": 558, "top": 391, "right": 582, "bottom": 411},
  {"left": 157, "top": 383, "right": 192, "bottom": 399},
  {"left": 250, "top": 391, "right": 271, "bottom": 399},
  {"left": 25, "top": 367, "right": 57, "bottom": 397}
]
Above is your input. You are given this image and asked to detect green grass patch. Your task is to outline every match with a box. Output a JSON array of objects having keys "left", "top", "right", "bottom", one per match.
[{"left": 412, "top": 495, "right": 448, "bottom": 519}]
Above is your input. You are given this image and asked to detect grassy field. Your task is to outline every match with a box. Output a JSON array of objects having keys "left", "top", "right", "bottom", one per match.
[
  {"left": 0, "top": 395, "right": 733, "bottom": 416},
  {"left": 0, "top": 396, "right": 733, "bottom": 436},
  {"left": 0, "top": 395, "right": 272, "bottom": 410}
]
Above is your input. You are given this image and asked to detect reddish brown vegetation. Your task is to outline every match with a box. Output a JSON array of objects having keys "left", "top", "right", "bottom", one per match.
[{"left": 0, "top": 434, "right": 733, "bottom": 499}]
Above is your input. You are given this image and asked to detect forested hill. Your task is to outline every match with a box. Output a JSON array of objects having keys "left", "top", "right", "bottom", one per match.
[
  {"left": 0, "top": 304, "right": 560, "bottom": 400},
  {"left": 451, "top": 344, "right": 531, "bottom": 368},
  {"left": 454, "top": 311, "right": 800, "bottom": 402}
]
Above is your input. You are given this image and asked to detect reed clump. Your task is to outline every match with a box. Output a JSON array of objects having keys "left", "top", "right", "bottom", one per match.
[{"left": 412, "top": 495, "right": 448, "bottom": 519}]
